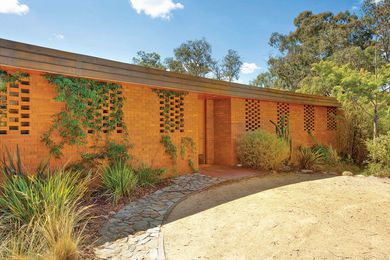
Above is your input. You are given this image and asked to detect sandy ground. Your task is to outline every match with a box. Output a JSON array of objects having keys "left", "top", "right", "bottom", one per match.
[{"left": 162, "top": 173, "right": 390, "bottom": 260}]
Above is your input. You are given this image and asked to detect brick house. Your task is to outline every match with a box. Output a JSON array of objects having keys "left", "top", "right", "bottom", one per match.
[{"left": 0, "top": 39, "right": 340, "bottom": 174}]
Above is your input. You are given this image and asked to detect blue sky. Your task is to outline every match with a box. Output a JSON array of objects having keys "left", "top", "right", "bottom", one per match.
[{"left": 0, "top": 0, "right": 362, "bottom": 84}]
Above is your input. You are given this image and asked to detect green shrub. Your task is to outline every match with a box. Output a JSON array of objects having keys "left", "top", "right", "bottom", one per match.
[
  {"left": 105, "top": 141, "right": 131, "bottom": 164},
  {"left": 236, "top": 129, "right": 290, "bottom": 170},
  {"left": 101, "top": 161, "right": 138, "bottom": 203},
  {"left": 296, "top": 145, "right": 324, "bottom": 170},
  {"left": 135, "top": 164, "right": 165, "bottom": 187},
  {"left": 365, "top": 132, "right": 390, "bottom": 177},
  {"left": 311, "top": 144, "right": 340, "bottom": 165}
]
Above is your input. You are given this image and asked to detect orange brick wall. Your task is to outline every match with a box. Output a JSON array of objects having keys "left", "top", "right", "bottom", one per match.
[
  {"left": 205, "top": 99, "right": 215, "bottom": 164},
  {"left": 0, "top": 66, "right": 340, "bottom": 173},
  {"left": 228, "top": 98, "right": 339, "bottom": 165},
  {"left": 0, "top": 67, "right": 198, "bottom": 175}
]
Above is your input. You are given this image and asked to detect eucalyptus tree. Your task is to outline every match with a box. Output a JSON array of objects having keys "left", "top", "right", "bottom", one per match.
[
  {"left": 132, "top": 51, "right": 166, "bottom": 70},
  {"left": 165, "top": 38, "right": 215, "bottom": 77}
]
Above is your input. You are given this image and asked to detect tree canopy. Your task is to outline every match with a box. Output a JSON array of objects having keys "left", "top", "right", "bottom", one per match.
[
  {"left": 132, "top": 38, "right": 243, "bottom": 81},
  {"left": 132, "top": 51, "right": 166, "bottom": 70}
]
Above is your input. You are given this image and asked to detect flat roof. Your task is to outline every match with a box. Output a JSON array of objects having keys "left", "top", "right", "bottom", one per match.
[{"left": 0, "top": 38, "right": 339, "bottom": 107}]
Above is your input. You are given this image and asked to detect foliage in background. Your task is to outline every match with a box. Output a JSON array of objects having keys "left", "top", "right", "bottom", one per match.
[
  {"left": 253, "top": 0, "right": 389, "bottom": 166},
  {"left": 42, "top": 75, "right": 126, "bottom": 158},
  {"left": 132, "top": 51, "right": 167, "bottom": 69},
  {"left": 165, "top": 38, "right": 215, "bottom": 77},
  {"left": 299, "top": 61, "right": 390, "bottom": 139},
  {"left": 0, "top": 70, "right": 29, "bottom": 93},
  {"left": 249, "top": 71, "right": 289, "bottom": 88},
  {"left": 212, "top": 49, "right": 243, "bottom": 82},
  {"left": 236, "top": 129, "right": 290, "bottom": 170},
  {"left": 265, "top": 5, "right": 380, "bottom": 91},
  {"left": 365, "top": 131, "right": 390, "bottom": 177},
  {"left": 101, "top": 161, "right": 138, "bottom": 204},
  {"left": 135, "top": 164, "right": 165, "bottom": 187},
  {"left": 133, "top": 39, "right": 243, "bottom": 82}
]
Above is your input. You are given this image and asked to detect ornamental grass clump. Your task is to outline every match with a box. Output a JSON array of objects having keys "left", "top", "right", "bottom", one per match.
[
  {"left": 0, "top": 147, "right": 91, "bottom": 259},
  {"left": 101, "top": 161, "right": 138, "bottom": 203},
  {"left": 296, "top": 145, "right": 324, "bottom": 170},
  {"left": 311, "top": 144, "right": 340, "bottom": 166},
  {"left": 0, "top": 169, "right": 89, "bottom": 225},
  {"left": 236, "top": 129, "right": 290, "bottom": 170}
]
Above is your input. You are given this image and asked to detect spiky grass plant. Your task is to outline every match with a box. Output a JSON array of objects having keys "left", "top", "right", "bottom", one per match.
[
  {"left": 42, "top": 206, "right": 89, "bottom": 260},
  {"left": 101, "top": 161, "right": 138, "bottom": 204},
  {"left": 0, "top": 170, "right": 89, "bottom": 225},
  {"left": 297, "top": 145, "right": 324, "bottom": 170},
  {"left": 0, "top": 148, "right": 91, "bottom": 259}
]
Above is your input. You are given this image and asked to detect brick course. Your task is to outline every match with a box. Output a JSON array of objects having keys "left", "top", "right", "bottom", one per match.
[{"left": 0, "top": 66, "right": 339, "bottom": 174}]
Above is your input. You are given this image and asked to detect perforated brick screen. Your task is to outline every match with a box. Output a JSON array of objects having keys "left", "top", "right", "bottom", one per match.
[
  {"left": 326, "top": 107, "right": 337, "bottom": 131},
  {"left": 0, "top": 77, "right": 31, "bottom": 135},
  {"left": 87, "top": 89, "right": 124, "bottom": 135},
  {"left": 304, "top": 105, "right": 315, "bottom": 132},
  {"left": 158, "top": 93, "right": 185, "bottom": 133},
  {"left": 277, "top": 102, "right": 290, "bottom": 127},
  {"left": 245, "top": 99, "right": 261, "bottom": 131}
]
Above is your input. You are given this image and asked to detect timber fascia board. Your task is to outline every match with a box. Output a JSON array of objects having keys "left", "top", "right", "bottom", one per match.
[{"left": 0, "top": 38, "right": 340, "bottom": 107}]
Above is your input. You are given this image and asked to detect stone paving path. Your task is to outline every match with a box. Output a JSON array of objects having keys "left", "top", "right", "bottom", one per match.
[{"left": 94, "top": 173, "right": 223, "bottom": 260}]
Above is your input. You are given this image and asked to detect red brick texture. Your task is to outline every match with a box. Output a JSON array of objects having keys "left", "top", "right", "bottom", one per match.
[{"left": 0, "top": 67, "right": 340, "bottom": 174}]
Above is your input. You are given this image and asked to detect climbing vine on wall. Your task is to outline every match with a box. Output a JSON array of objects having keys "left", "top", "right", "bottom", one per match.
[
  {"left": 42, "top": 74, "right": 126, "bottom": 157},
  {"left": 180, "top": 137, "right": 197, "bottom": 172},
  {"left": 160, "top": 135, "right": 177, "bottom": 162},
  {"left": 160, "top": 135, "right": 197, "bottom": 173},
  {"left": 0, "top": 70, "right": 29, "bottom": 92},
  {"left": 153, "top": 89, "right": 188, "bottom": 133}
]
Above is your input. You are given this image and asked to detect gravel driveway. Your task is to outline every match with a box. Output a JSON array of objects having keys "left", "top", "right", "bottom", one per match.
[{"left": 162, "top": 173, "right": 390, "bottom": 259}]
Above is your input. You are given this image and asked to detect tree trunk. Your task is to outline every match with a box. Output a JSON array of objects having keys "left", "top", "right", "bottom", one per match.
[{"left": 373, "top": 104, "right": 378, "bottom": 140}]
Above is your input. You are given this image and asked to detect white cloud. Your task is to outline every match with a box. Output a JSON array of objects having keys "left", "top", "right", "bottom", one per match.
[
  {"left": 0, "top": 0, "right": 29, "bottom": 15},
  {"left": 54, "top": 33, "right": 65, "bottom": 40},
  {"left": 372, "top": 0, "right": 383, "bottom": 4},
  {"left": 129, "top": 0, "right": 184, "bottom": 19},
  {"left": 240, "top": 62, "right": 260, "bottom": 74}
]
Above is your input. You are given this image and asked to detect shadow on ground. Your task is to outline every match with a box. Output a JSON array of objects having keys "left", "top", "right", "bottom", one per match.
[
  {"left": 164, "top": 170, "right": 335, "bottom": 224},
  {"left": 94, "top": 167, "right": 336, "bottom": 259}
]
